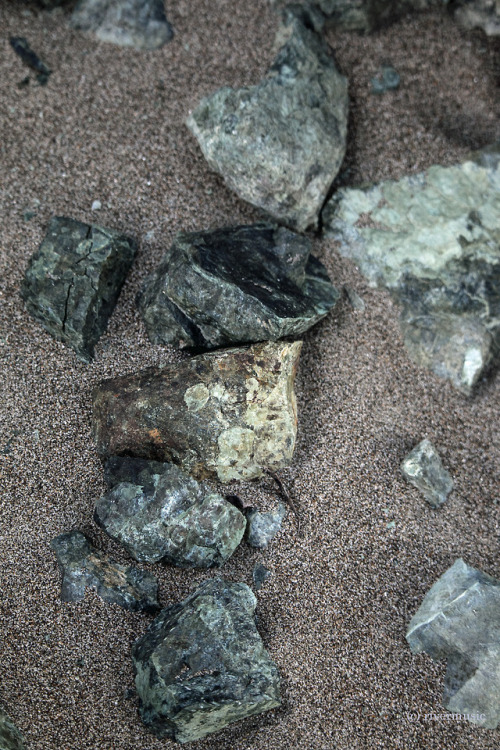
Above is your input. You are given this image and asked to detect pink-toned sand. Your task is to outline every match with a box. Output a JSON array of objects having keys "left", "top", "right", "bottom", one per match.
[{"left": 0, "top": 1, "right": 499, "bottom": 748}]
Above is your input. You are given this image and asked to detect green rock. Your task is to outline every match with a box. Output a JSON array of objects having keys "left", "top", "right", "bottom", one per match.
[
  {"left": 324, "top": 146, "right": 500, "bottom": 392},
  {"left": 0, "top": 707, "right": 24, "bottom": 750},
  {"left": 401, "top": 439, "right": 453, "bottom": 508},
  {"left": 137, "top": 223, "right": 339, "bottom": 349},
  {"left": 71, "top": 0, "right": 173, "bottom": 50},
  {"left": 406, "top": 559, "right": 500, "bottom": 728},
  {"left": 186, "top": 12, "right": 348, "bottom": 231},
  {"left": 92, "top": 340, "right": 302, "bottom": 482},
  {"left": 132, "top": 578, "right": 281, "bottom": 742},
  {"left": 95, "top": 457, "right": 246, "bottom": 567},
  {"left": 21, "top": 217, "right": 136, "bottom": 361}
]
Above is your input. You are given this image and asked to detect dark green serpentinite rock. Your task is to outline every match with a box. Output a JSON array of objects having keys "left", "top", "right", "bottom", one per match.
[{"left": 0, "top": 707, "right": 25, "bottom": 750}]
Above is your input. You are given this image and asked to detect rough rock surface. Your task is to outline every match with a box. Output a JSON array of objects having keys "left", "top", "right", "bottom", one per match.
[
  {"left": 51, "top": 530, "right": 160, "bottom": 613},
  {"left": 138, "top": 223, "right": 339, "bottom": 349},
  {"left": 71, "top": 0, "right": 173, "bottom": 50},
  {"left": 95, "top": 457, "right": 246, "bottom": 567},
  {"left": 453, "top": 0, "right": 500, "bottom": 36},
  {"left": 401, "top": 439, "right": 453, "bottom": 508},
  {"left": 324, "top": 145, "right": 500, "bottom": 392},
  {"left": 21, "top": 216, "right": 136, "bottom": 361},
  {"left": 406, "top": 558, "right": 500, "bottom": 728},
  {"left": 92, "top": 340, "right": 302, "bottom": 482},
  {"left": 0, "top": 707, "right": 25, "bottom": 750},
  {"left": 186, "top": 13, "right": 348, "bottom": 232},
  {"left": 246, "top": 502, "right": 288, "bottom": 549},
  {"left": 132, "top": 578, "right": 281, "bottom": 742},
  {"left": 253, "top": 563, "right": 272, "bottom": 591}
]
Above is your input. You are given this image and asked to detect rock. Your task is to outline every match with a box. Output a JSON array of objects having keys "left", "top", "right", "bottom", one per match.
[
  {"left": 92, "top": 340, "right": 302, "bottom": 482},
  {"left": 453, "top": 0, "right": 500, "bottom": 36},
  {"left": 95, "top": 457, "right": 246, "bottom": 567},
  {"left": 71, "top": 0, "right": 174, "bottom": 50},
  {"left": 50, "top": 530, "right": 160, "bottom": 614},
  {"left": 9, "top": 37, "right": 51, "bottom": 85},
  {"left": 323, "top": 145, "right": 500, "bottom": 393},
  {"left": 0, "top": 707, "right": 25, "bottom": 750},
  {"left": 21, "top": 216, "right": 136, "bottom": 361},
  {"left": 401, "top": 439, "right": 453, "bottom": 508},
  {"left": 253, "top": 563, "right": 272, "bottom": 591},
  {"left": 132, "top": 578, "right": 281, "bottom": 741},
  {"left": 137, "top": 223, "right": 339, "bottom": 349},
  {"left": 343, "top": 285, "right": 366, "bottom": 311},
  {"left": 186, "top": 12, "right": 348, "bottom": 232},
  {"left": 406, "top": 558, "right": 500, "bottom": 728},
  {"left": 246, "top": 502, "right": 287, "bottom": 549},
  {"left": 370, "top": 63, "right": 400, "bottom": 94}
]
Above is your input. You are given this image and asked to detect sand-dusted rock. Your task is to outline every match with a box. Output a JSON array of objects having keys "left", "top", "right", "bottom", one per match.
[
  {"left": 21, "top": 216, "right": 136, "bottom": 361},
  {"left": 92, "top": 340, "right": 302, "bottom": 482},
  {"left": 71, "top": 0, "right": 173, "bottom": 50},
  {"left": 246, "top": 502, "right": 287, "bottom": 549},
  {"left": 453, "top": 0, "right": 500, "bottom": 36},
  {"left": 186, "top": 12, "right": 348, "bottom": 232},
  {"left": 0, "top": 707, "right": 25, "bottom": 750},
  {"left": 51, "top": 531, "right": 160, "bottom": 613},
  {"left": 132, "top": 578, "right": 281, "bottom": 742},
  {"left": 401, "top": 439, "right": 453, "bottom": 508},
  {"left": 324, "top": 145, "right": 500, "bottom": 393},
  {"left": 406, "top": 558, "right": 500, "bottom": 728},
  {"left": 138, "top": 223, "right": 339, "bottom": 349},
  {"left": 95, "top": 457, "right": 246, "bottom": 567},
  {"left": 253, "top": 563, "right": 271, "bottom": 591}
]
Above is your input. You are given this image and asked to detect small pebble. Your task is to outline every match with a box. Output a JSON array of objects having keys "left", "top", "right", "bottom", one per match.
[{"left": 91, "top": 200, "right": 102, "bottom": 211}]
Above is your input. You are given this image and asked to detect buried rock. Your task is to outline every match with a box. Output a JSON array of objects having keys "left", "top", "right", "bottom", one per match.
[
  {"left": 51, "top": 530, "right": 160, "bottom": 613},
  {"left": 95, "top": 457, "right": 246, "bottom": 567},
  {"left": 92, "top": 340, "right": 302, "bottom": 482},
  {"left": 246, "top": 502, "right": 288, "bottom": 549},
  {"left": 21, "top": 216, "right": 136, "bottom": 361},
  {"left": 138, "top": 223, "right": 339, "bottom": 349},
  {"left": 0, "top": 706, "right": 25, "bottom": 750},
  {"left": 132, "top": 578, "right": 281, "bottom": 742},
  {"left": 406, "top": 558, "right": 500, "bottom": 728},
  {"left": 401, "top": 439, "right": 453, "bottom": 508},
  {"left": 186, "top": 11, "right": 348, "bottom": 231},
  {"left": 71, "top": 0, "right": 174, "bottom": 50}
]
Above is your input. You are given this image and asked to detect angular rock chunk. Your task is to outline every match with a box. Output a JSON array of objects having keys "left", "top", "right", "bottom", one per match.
[
  {"left": 186, "top": 12, "right": 348, "bottom": 232},
  {"left": 253, "top": 563, "right": 271, "bottom": 591},
  {"left": 95, "top": 457, "right": 246, "bottom": 567},
  {"left": 51, "top": 530, "right": 160, "bottom": 613},
  {"left": 401, "top": 439, "right": 453, "bottom": 508},
  {"left": 406, "top": 558, "right": 500, "bottom": 728},
  {"left": 246, "top": 503, "right": 287, "bottom": 549},
  {"left": 132, "top": 578, "right": 281, "bottom": 742},
  {"left": 92, "top": 340, "right": 302, "bottom": 482},
  {"left": 138, "top": 223, "right": 339, "bottom": 349},
  {"left": 71, "top": 0, "right": 173, "bottom": 50},
  {"left": 0, "top": 707, "right": 25, "bottom": 750},
  {"left": 453, "top": 0, "right": 500, "bottom": 36},
  {"left": 21, "top": 216, "right": 136, "bottom": 361},
  {"left": 324, "top": 146, "right": 500, "bottom": 392}
]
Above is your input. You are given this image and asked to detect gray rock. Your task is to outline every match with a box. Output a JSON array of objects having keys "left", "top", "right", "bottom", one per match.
[
  {"left": 51, "top": 530, "right": 160, "bottom": 613},
  {"left": 132, "top": 578, "right": 281, "bottom": 742},
  {"left": 323, "top": 145, "right": 500, "bottom": 393},
  {"left": 344, "top": 285, "right": 366, "bottom": 311},
  {"left": 406, "top": 558, "right": 500, "bottom": 728},
  {"left": 138, "top": 223, "right": 339, "bottom": 349},
  {"left": 186, "top": 12, "right": 348, "bottom": 232},
  {"left": 95, "top": 457, "right": 246, "bottom": 567},
  {"left": 253, "top": 563, "right": 272, "bottom": 591},
  {"left": 21, "top": 216, "right": 136, "bottom": 361},
  {"left": 370, "top": 64, "right": 400, "bottom": 94},
  {"left": 0, "top": 707, "right": 25, "bottom": 750},
  {"left": 92, "top": 340, "right": 302, "bottom": 482},
  {"left": 453, "top": 0, "right": 500, "bottom": 36},
  {"left": 71, "top": 0, "right": 173, "bottom": 50},
  {"left": 246, "top": 503, "right": 287, "bottom": 549},
  {"left": 401, "top": 439, "right": 453, "bottom": 508}
]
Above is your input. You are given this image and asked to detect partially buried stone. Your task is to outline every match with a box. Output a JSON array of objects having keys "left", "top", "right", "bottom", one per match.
[
  {"left": 406, "top": 558, "right": 500, "bottom": 728},
  {"left": 51, "top": 530, "right": 160, "bottom": 614},
  {"left": 138, "top": 223, "right": 339, "bottom": 349},
  {"left": 370, "top": 64, "right": 400, "bottom": 94},
  {"left": 95, "top": 457, "right": 246, "bottom": 567},
  {"left": 132, "top": 578, "right": 281, "bottom": 742},
  {"left": 253, "top": 563, "right": 271, "bottom": 591},
  {"left": 453, "top": 0, "right": 500, "bottom": 36},
  {"left": 92, "top": 340, "right": 302, "bottom": 482},
  {"left": 401, "top": 439, "right": 453, "bottom": 508},
  {"left": 186, "top": 10, "right": 348, "bottom": 231},
  {"left": 0, "top": 706, "right": 25, "bottom": 750},
  {"left": 323, "top": 144, "right": 500, "bottom": 393},
  {"left": 21, "top": 216, "right": 136, "bottom": 361},
  {"left": 246, "top": 502, "right": 287, "bottom": 549},
  {"left": 71, "top": 0, "right": 174, "bottom": 50}
]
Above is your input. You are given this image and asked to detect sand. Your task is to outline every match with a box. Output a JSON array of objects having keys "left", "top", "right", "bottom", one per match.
[{"left": 0, "top": 1, "right": 499, "bottom": 748}]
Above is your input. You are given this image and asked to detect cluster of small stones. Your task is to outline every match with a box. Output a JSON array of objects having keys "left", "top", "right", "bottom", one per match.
[{"left": 12, "top": 0, "right": 500, "bottom": 742}]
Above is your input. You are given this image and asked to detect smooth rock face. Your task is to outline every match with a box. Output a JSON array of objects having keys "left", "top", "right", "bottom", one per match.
[
  {"left": 401, "top": 439, "right": 453, "bottom": 508},
  {"left": 138, "top": 223, "right": 339, "bottom": 349},
  {"left": 51, "top": 531, "right": 160, "bottom": 613},
  {"left": 246, "top": 503, "right": 287, "bottom": 549},
  {"left": 95, "top": 457, "right": 246, "bottom": 567},
  {"left": 453, "top": 0, "right": 500, "bottom": 36},
  {"left": 186, "top": 14, "right": 348, "bottom": 231},
  {"left": 0, "top": 707, "right": 25, "bottom": 750},
  {"left": 71, "top": 0, "right": 173, "bottom": 50},
  {"left": 132, "top": 578, "right": 281, "bottom": 742},
  {"left": 324, "top": 146, "right": 500, "bottom": 392},
  {"left": 21, "top": 216, "right": 136, "bottom": 361},
  {"left": 406, "top": 559, "right": 500, "bottom": 728},
  {"left": 92, "top": 340, "right": 302, "bottom": 482}
]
